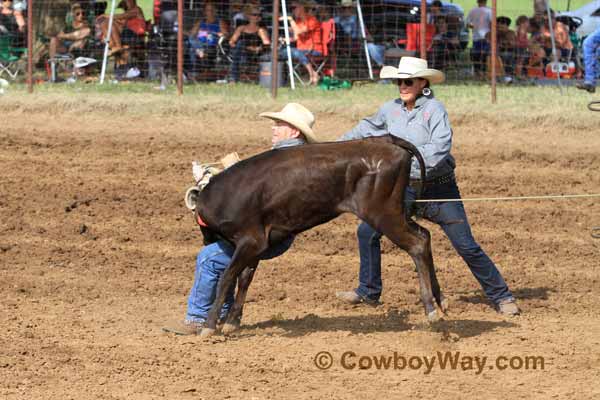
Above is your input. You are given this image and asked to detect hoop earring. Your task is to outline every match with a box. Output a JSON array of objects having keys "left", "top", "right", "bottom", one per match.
[{"left": 422, "top": 87, "right": 432, "bottom": 96}]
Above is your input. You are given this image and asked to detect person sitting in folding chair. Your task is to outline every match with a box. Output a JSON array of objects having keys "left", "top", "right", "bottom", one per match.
[
  {"left": 227, "top": 4, "right": 270, "bottom": 83},
  {"left": 0, "top": 0, "right": 26, "bottom": 80},
  {"left": 0, "top": 0, "right": 25, "bottom": 39},
  {"left": 48, "top": 3, "right": 92, "bottom": 60},
  {"left": 284, "top": 0, "right": 323, "bottom": 85}
]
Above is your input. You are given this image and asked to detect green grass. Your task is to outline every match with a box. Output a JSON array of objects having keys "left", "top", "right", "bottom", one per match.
[
  {"left": 449, "top": 0, "right": 590, "bottom": 21},
  {"left": 1, "top": 82, "right": 596, "bottom": 131}
]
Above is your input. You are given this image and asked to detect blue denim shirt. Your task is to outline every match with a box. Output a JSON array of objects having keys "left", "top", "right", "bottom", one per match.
[
  {"left": 340, "top": 94, "right": 455, "bottom": 180},
  {"left": 273, "top": 137, "right": 307, "bottom": 149}
]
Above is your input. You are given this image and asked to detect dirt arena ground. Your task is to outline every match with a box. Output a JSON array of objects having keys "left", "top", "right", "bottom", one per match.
[{"left": 1, "top": 88, "right": 599, "bottom": 399}]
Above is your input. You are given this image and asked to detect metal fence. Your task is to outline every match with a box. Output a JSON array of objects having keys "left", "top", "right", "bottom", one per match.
[{"left": 0, "top": 0, "right": 588, "bottom": 98}]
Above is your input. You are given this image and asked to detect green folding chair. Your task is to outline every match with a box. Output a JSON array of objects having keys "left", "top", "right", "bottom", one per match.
[{"left": 0, "top": 35, "right": 27, "bottom": 80}]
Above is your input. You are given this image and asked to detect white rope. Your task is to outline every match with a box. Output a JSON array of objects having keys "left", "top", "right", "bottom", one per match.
[{"left": 414, "top": 193, "right": 600, "bottom": 203}]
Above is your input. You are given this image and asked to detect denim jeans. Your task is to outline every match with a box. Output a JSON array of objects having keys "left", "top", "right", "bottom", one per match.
[
  {"left": 367, "top": 43, "right": 385, "bottom": 67},
  {"left": 290, "top": 48, "right": 321, "bottom": 65},
  {"left": 470, "top": 39, "right": 490, "bottom": 74},
  {"left": 187, "top": 37, "right": 217, "bottom": 73},
  {"left": 355, "top": 179, "right": 514, "bottom": 305},
  {"left": 582, "top": 27, "right": 600, "bottom": 86},
  {"left": 186, "top": 236, "right": 295, "bottom": 323}
]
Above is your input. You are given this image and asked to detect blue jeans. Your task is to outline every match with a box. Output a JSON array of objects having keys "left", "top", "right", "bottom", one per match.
[
  {"left": 186, "top": 236, "right": 295, "bottom": 323},
  {"left": 290, "top": 48, "right": 321, "bottom": 65},
  {"left": 355, "top": 179, "right": 514, "bottom": 305},
  {"left": 470, "top": 39, "right": 490, "bottom": 74},
  {"left": 582, "top": 27, "right": 600, "bottom": 86},
  {"left": 187, "top": 37, "right": 217, "bottom": 73},
  {"left": 367, "top": 43, "right": 385, "bottom": 67}
]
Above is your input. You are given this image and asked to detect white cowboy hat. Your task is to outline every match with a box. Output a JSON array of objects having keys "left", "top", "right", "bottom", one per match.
[
  {"left": 380, "top": 56, "right": 445, "bottom": 84},
  {"left": 259, "top": 103, "right": 318, "bottom": 143}
]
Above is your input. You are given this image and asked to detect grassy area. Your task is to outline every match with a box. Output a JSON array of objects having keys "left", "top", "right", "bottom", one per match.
[
  {"left": 1, "top": 82, "right": 596, "bottom": 130},
  {"left": 449, "top": 0, "right": 589, "bottom": 19}
]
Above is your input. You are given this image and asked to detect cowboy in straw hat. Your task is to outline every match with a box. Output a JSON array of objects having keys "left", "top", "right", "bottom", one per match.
[
  {"left": 335, "top": 56, "right": 520, "bottom": 316},
  {"left": 259, "top": 102, "right": 318, "bottom": 145},
  {"left": 164, "top": 103, "right": 319, "bottom": 335}
]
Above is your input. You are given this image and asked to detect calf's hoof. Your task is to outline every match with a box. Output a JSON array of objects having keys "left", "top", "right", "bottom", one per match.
[
  {"left": 427, "top": 309, "right": 441, "bottom": 323},
  {"left": 440, "top": 297, "right": 449, "bottom": 314},
  {"left": 199, "top": 327, "right": 216, "bottom": 338},
  {"left": 221, "top": 322, "right": 240, "bottom": 336}
]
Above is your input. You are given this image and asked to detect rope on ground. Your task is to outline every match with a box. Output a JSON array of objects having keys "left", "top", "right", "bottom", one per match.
[
  {"left": 588, "top": 101, "right": 600, "bottom": 112},
  {"left": 414, "top": 193, "right": 600, "bottom": 203}
]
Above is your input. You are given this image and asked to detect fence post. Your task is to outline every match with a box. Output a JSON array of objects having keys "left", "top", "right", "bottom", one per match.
[
  {"left": 27, "top": 0, "right": 33, "bottom": 93},
  {"left": 491, "top": 0, "right": 497, "bottom": 104},
  {"left": 420, "top": 0, "right": 426, "bottom": 59},
  {"left": 270, "top": 0, "right": 280, "bottom": 98},
  {"left": 177, "top": 0, "right": 184, "bottom": 95}
]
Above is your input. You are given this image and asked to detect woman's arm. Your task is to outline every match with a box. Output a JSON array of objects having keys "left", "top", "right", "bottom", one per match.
[
  {"left": 338, "top": 104, "right": 390, "bottom": 141},
  {"left": 258, "top": 27, "right": 271, "bottom": 45},
  {"left": 229, "top": 26, "right": 243, "bottom": 47},
  {"left": 290, "top": 18, "right": 308, "bottom": 36}
]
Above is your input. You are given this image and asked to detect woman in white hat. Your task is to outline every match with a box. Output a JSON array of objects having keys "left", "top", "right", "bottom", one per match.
[
  {"left": 163, "top": 103, "right": 318, "bottom": 335},
  {"left": 335, "top": 57, "right": 520, "bottom": 316}
]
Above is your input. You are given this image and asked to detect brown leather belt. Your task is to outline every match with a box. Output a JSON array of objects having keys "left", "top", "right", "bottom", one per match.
[{"left": 410, "top": 173, "right": 455, "bottom": 188}]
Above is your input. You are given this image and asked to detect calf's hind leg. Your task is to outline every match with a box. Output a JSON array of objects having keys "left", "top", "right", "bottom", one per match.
[
  {"left": 200, "top": 241, "right": 262, "bottom": 338},
  {"left": 376, "top": 215, "right": 445, "bottom": 321},
  {"left": 221, "top": 263, "right": 258, "bottom": 335}
]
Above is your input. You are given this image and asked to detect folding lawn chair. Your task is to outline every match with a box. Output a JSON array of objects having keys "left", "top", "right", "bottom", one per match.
[
  {"left": 0, "top": 35, "right": 26, "bottom": 80},
  {"left": 293, "top": 18, "right": 336, "bottom": 86}
]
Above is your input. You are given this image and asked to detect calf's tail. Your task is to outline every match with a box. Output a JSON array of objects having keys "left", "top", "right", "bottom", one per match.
[{"left": 389, "top": 136, "right": 426, "bottom": 201}]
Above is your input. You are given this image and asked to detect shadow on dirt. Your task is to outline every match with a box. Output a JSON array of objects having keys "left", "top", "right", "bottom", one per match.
[
  {"left": 242, "top": 308, "right": 517, "bottom": 338},
  {"left": 457, "top": 287, "right": 553, "bottom": 305}
]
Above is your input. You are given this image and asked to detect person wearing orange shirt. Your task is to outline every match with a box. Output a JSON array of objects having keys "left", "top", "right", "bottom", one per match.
[{"left": 286, "top": 0, "right": 323, "bottom": 85}]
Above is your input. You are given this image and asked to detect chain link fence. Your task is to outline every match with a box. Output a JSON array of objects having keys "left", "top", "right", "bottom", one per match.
[{"left": 0, "top": 0, "right": 592, "bottom": 92}]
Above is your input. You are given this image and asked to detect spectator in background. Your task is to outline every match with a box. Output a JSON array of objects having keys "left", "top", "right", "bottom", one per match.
[
  {"left": 576, "top": 26, "right": 600, "bottom": 93},
  {"left": 427, "top": 0, "right": 443, "bottom": 24},
  {"left": 48, "top": 3, "right": 92, "bottom": 60},
  {"left": 96, "top": 0, "right": 145, "bottom": 57},
  {"left": 514, "top": 15, "right": 530, "bottom": 78},
  {"left": 0, "top": 0, "right": 25, "bottom": 45},
  {"left": 228, "top": 4, "right": 270, "bottom": 83},
  {"left": 187, "top": 1, "right": 228, "bottom": 79},
  {"left": 466, "top": 0, "right": 491, "bottom": 79},
  {"left": 429, "top": 16, "right": 460, "bottom": 70},
  {"left": 335, "top": 0, "right": 357, "bottom": 39},
  {"left": 486, "top": 16, "right": 516, "bottom": 81},
  {"left": 527, "top": 17, "right": 547, "bottom": 74},
  {"left": 285, "top": 0, "right": 323, "bottom": 85},
  {"left": 540, "top": 11, "right": 572, "bottom": 62},
  {"left": 333, "top": 0, "right": 385, "bottom": 68}
]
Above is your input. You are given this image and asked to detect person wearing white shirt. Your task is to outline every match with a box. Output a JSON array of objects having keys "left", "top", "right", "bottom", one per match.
[{"left": 466, "top": 0, "right": 492, "bottom": 78}]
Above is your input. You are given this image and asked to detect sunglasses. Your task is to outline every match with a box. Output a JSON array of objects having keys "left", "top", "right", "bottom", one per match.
[
  {"left": 397, "top": 78, "right": 415, "bottom": 87},
  {"left": 250, "top": 13, "right": 261, "bottom": 16},
  {"left": 75, "top": 12, "right": 84, "bottom": 16}
]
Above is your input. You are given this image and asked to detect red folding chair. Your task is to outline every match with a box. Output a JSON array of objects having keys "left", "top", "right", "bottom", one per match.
[{"left": 405, "top": 22, "right": 435, "bottom": 53}]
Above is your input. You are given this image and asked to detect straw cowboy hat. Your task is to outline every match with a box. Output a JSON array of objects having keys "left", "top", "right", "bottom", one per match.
[
  {"left": 380, "top": 56, "right": 445, "bottom": 84},
  {"left": 259, "top": 103, "right": 318, "bottom": 143},
  {"left": 340, "top": 0, "right": 355, "bottom": 7}
]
